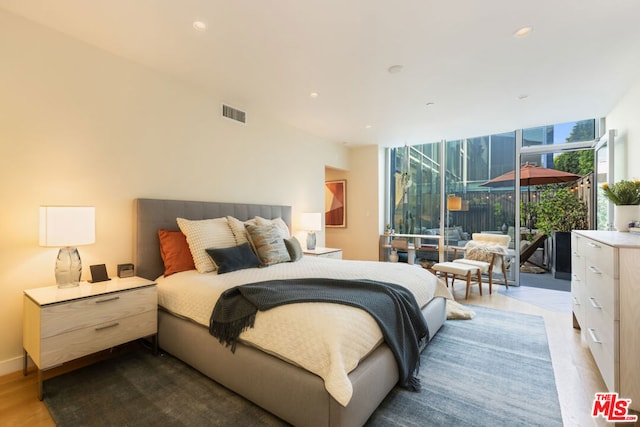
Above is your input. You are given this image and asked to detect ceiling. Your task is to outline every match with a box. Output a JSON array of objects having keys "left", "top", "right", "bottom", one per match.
[{"left": 2, "top": 0, "right": 640, "bottom": 147}]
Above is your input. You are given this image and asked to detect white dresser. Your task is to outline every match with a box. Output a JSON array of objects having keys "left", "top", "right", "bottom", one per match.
[
  {"left": 23, "top": 276, "right": 157, "bottom": 399},
  {"left": 571, "top": 231, "right": 640, "bottom": 411}
]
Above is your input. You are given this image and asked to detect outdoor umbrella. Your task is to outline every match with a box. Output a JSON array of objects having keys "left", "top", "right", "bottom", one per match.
[
  {"left": 480, "top": 163, "right": 581, "bottom": 228},
  {"left": 481, "top": 163, "right": 581, "bottom": 190}
]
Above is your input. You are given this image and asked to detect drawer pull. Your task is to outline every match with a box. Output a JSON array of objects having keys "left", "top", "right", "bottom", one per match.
[
  {"left": 587, "top": 242, "right": 601, "bottom": 249},
  {"left": 95, "top": 322, "right": 119, "bottom": 332},
  {"left": 572, "top": 297, "right": 580, "bottom": 305},
  {"left": 95, "top": 296, "right": 120, "bottom": 304},
  {"left": 587, "top": 328, "right": 602, "bottom": 344},
  {"left": 588, "top": 266, "right": 601, "bottom": 275},
  {"left": 572, "top": 274, "right": 580, "bottom": 282},
  {"left": 589, "top": 297, "right": 602, "bottom": 309}
]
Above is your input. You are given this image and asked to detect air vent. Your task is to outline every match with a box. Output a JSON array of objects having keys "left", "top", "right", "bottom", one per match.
[{"left": 222, "top": 104, "right": 246, "bottom": 124}]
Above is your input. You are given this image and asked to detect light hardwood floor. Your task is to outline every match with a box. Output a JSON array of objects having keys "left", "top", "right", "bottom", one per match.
[{"left": 0, "top": 283, "right": 634, "bottom": 426}]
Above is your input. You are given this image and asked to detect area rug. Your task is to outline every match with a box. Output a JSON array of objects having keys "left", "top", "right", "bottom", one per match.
[{"left": 44, "top": 306, "right": 562, "bottom": 427}]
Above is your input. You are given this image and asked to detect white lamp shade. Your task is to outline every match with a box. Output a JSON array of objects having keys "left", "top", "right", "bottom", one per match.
[
  {"left": 40, "top": 206, "right": 96, "bottom": 247},
  {"left": 300, "top": 212, "right": 322, "bottom": 231}
]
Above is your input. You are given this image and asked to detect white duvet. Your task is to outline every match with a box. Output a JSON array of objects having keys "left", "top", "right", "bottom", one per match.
[{"left": 156, "top": 257, "right": 451, "bottom": 406}]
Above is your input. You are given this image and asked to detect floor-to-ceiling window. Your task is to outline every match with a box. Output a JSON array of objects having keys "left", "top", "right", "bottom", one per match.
[
  {"left": 390, "top": 132, "right": 517, "bottom": 239},
  {"left": 390, "top": 142, "right": 441, "bottom": 235},
  {"left": 388, "top": 118, "right": 600, "bottom": 281}
]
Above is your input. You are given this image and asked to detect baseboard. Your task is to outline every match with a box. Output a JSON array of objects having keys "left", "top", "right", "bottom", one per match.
[{"left": 0, "top": 354, "right": 30, "bottom": 377}]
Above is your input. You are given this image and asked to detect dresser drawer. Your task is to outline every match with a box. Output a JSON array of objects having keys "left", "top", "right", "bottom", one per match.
[
  {"left": 580, "top": 238, "right": 616, "bottom": 278},
  {"left": 571, "top": 274, "right": 585, "bottom": 327},
  {"left": 584, "top": 312, "right": 618, "bottom": 392},
  {"left": 584, "top": 269, "right": 617, "bottom": 321},
  {"left": 40, "top": 310, "right": 157, "bottom": 368},
  {"left": 40, "top": 286, "right": 157, "bottom": 338}
]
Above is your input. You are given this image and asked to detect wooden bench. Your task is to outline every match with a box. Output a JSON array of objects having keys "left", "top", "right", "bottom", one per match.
[{"left": 432, "top": 262, "right": 482, "bottom": 299}]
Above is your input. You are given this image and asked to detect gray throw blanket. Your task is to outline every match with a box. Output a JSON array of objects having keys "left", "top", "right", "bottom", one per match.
[{"left": 209, "top": 278, "right": 429, "bottom": 392}]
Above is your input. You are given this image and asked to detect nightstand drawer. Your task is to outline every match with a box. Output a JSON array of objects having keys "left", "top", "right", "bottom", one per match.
[
  {"left": 40, "top": 286, "right": 157, "bottom": 338},
  {"left": 40, "top": 310, "right": 157, "bottom": 368}
]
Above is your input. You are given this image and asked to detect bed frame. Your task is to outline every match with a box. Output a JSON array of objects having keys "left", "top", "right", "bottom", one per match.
[{"left": 134, "top": 198, "right": 446, "bottom": 427}]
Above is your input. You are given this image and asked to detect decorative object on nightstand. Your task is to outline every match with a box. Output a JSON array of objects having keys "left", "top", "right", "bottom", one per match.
[
  {"left": 117, "top": 263, "right": 135, "bottom": 278},
  {"left": 301, "top": 212, "right": 322, "bottom": 250},
  {"left": 89, "top": 264, "right": 110, "bottom": 283},
  {"left": 39, "top": 206, "right": 95, "bottom": 288}
]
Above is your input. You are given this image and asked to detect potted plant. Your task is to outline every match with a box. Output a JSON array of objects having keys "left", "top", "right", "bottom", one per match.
[
  {"left": 601, "top": 179, "right": 640, "bottom": 231},
  {"left": 534, "top": 186, "right": 588, "bottom": 279}
]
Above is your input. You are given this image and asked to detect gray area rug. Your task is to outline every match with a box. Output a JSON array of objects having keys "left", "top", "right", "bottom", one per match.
[{"left": 44, "top": 305, "right": 562, "bottom": 426}]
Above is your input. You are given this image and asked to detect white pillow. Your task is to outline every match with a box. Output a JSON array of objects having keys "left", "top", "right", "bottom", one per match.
[
  {"left": 176, "top": 217, "right": 236, "bottom": 273},
  {"left": 226, "top": 216, "right": 257, "bottom": 245},
  {"left": 255, "top": 216, "right": 290, "bottom": 239}
]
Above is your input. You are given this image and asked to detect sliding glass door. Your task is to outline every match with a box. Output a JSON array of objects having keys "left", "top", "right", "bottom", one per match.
[{"left": 594, "top": 130, "right": 616, "bottom": 230}]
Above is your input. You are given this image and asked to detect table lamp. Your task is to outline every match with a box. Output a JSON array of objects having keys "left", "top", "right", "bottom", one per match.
[
  {"left": 39, "top": 206, "right": 96, "bottom": 288},
  {"left": 301, "top": 212, "right": 321, "bottom": 250}
]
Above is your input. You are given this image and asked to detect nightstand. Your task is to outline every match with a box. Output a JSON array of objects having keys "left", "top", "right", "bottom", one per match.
[
  {"left": 303, "top": 247, "right": 343, "bottom": 259},
  {"left": 23, "top": 276, "right": 157, "bottom": 399}
]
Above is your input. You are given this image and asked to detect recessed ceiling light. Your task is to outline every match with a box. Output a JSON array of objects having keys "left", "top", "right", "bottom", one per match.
[
  {"left": 513, "top": 26, "right": 533, "bottom": 38},
  {"left": 193, "top": 21, "right": 207, "bottom": 32},
  {"left": 388, "top": 65, "right": 404, "bottom": 74},
  {"left": 310, "top": 92, "right": 319, "bottom": 98}
]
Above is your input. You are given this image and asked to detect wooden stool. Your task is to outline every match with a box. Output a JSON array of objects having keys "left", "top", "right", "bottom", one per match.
[
  {"left": 453, "top": 259, "right": 493, "bottom": 294},
  {"left": 432, "top": 262, "right": 482, "bottom": 299}
]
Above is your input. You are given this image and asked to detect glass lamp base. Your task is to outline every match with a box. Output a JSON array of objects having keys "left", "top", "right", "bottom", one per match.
[
  {"left": 55, "top": 247, "right": 82, "bottom": 288},
  {"left": 307, "top": 231, "right": 317, "bottom": 250}
]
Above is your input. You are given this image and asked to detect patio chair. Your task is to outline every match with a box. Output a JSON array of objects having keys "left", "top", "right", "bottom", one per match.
[
  {"left": 452, "top": 233, "right": 510, "bottom": 294},
  {"left": 520, "top": 233, "right": 547, "bottom": 269}
]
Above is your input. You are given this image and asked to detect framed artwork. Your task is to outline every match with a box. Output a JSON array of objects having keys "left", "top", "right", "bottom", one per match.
[{"left": 325, "top": 180, "right": 346, "bottom": 227}]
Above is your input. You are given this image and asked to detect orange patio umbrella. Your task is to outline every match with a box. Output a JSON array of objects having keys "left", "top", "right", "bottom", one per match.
[
  {"left": 481, "top": 163, "right": 581, "bottom": 190},
  {"left": 481, "top": 163, "right": 581, "bottom": 228}
]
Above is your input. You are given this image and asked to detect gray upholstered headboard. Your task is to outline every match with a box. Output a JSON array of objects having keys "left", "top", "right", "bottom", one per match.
[{"left": 134, "top": 198, "right": 292, "bottom": 280}]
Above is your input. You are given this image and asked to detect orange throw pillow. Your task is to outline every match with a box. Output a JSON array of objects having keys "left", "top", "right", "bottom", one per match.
[{"left": 158, "top": 229, "right": 195, "bottom": 276}]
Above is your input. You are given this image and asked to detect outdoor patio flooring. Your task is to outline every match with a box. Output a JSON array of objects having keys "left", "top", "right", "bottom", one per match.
[
  {"left": 519, "top": 271, "right": 571, "bottom": 292},
  {"left": 498, "top": 271, "right": 572, "bottom": 313}
]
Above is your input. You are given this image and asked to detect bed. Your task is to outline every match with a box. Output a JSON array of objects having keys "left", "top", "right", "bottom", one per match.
[{"left": 134, "top": 198, "right": 449, "bottom": 427}]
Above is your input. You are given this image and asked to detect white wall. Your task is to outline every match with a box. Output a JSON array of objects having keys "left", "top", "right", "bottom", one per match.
[
  {"left": 606, "top": 75, "right": 640, "bottom": 180},
  {"left": 0, "top": 10, "right": 349, "bottom": 374}
]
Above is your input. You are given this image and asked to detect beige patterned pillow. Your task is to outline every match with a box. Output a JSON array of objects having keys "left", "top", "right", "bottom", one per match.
[
  {"left": 226, "top": 216, "right": 257, "bottom": 245},
  {"left": 176, "top": 217, "right": 236, "bottom": 273},
  {"left": 246, "top": 224, "right": 291, "bottom": 266},
  {"left": 254, "top": 216, "right": 290, "bottom": 239}
]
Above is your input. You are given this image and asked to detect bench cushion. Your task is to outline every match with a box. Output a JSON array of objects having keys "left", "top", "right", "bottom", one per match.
[{"left": 432, "top": 262, "right": 480, "bottom": 275}]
